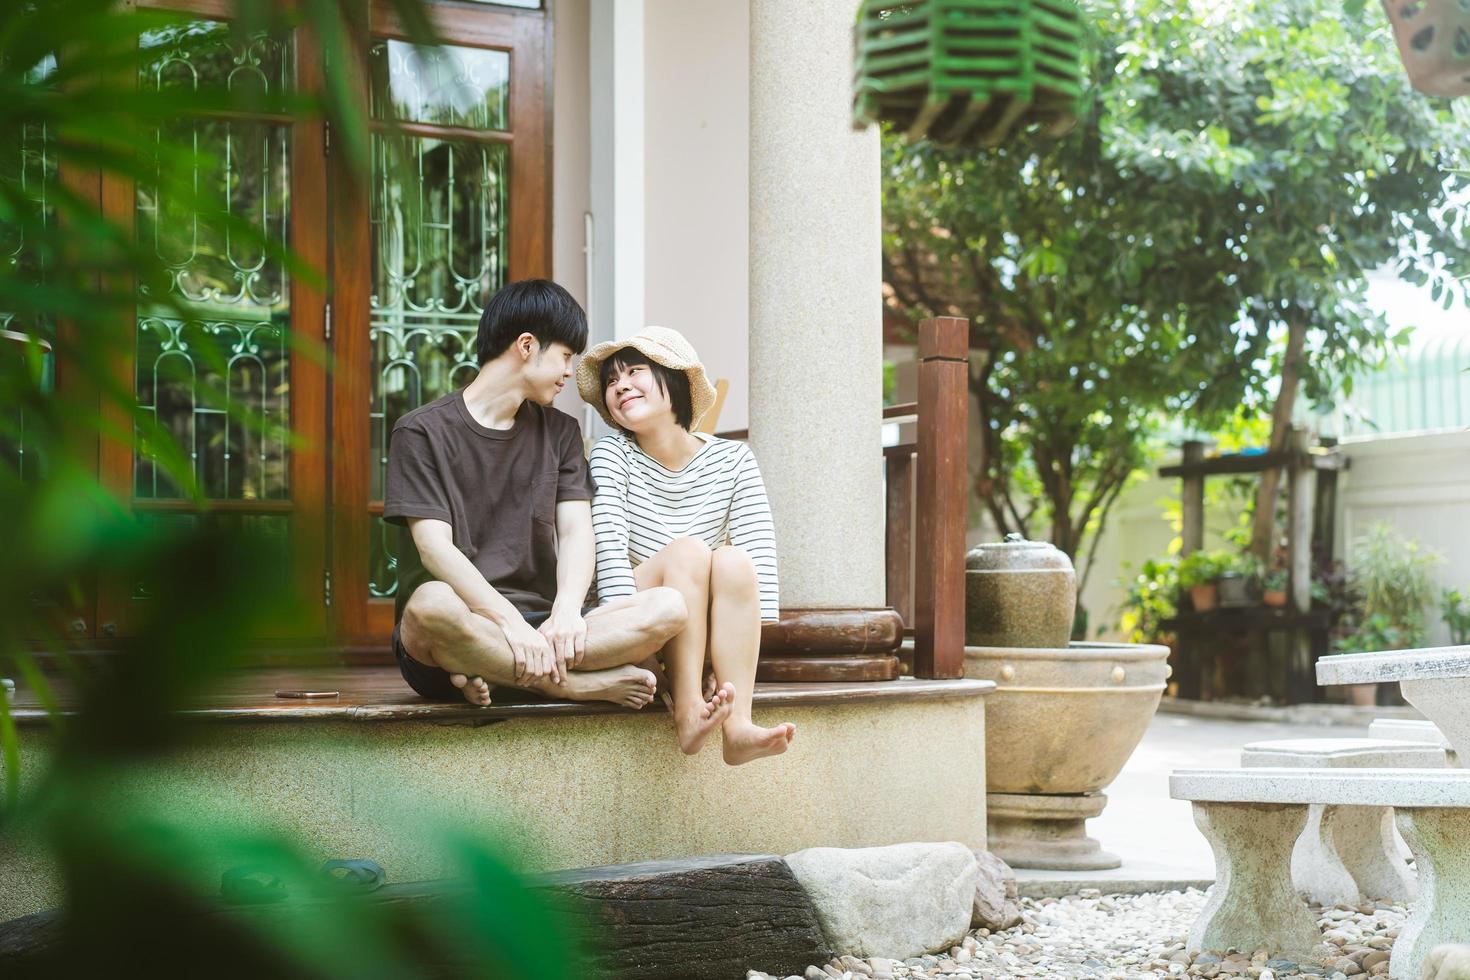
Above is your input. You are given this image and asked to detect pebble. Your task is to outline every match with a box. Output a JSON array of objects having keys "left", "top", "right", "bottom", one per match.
[{"left": 776, "top": 891, "right": 1410, "bottom": 979}]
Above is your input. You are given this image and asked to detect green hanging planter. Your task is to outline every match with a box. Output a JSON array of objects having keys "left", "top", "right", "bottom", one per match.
[
  {"left": 853, "top": 0, "right": 1084, "bottom": 146},
  {"left": 1384, "top": 0, "right": 1470, "bottom": 98}
]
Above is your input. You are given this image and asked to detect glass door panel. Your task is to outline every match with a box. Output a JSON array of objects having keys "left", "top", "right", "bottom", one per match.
[
  {"left": 368, "top": 132, "right": 507, "bottom": 600},
  {"left": 1, "top": 53, "right": 58, "bottom": 484},
  {"left": 98, "top": 16, "right": 328, "bottom": 637},
  {"left": 333, "top": 4, "right": 546, "bottom": 642}
]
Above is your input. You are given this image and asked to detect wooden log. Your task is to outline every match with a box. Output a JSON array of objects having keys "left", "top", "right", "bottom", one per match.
[
  {"left": 0, "top": 855, "right": 831, "bottom": 980},
  {"left": 541, "top": 854, "right": 831, "bottom": 979},
  {"left": 756, "top": 654, "right": 901, "bottom": 683},
  {"left": 913, "top": 317, "right": 969, "bottom": 679},
  {"left": 759, "top": 607, "right": 904, "bottom": 657}
]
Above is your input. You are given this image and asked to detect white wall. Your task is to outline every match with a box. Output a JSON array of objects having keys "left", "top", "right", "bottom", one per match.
[
  {"left": 1335, "top": 429, "right": 1470, "bottom": 646},
  {"left": 643, "top": 0, "right": 751, "bottom": 431},
  {"left": 552, "top": 0, "right": 592, "bottom": 420}
]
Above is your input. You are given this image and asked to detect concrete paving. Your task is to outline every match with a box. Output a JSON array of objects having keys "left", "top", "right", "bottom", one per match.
[{"left": 1015, "top": 711, "right": 1386, "bottom": 895}]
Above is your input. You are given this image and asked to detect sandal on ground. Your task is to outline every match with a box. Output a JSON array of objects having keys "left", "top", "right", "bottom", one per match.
[
  {"left": 319, "top": 858, "right": 385, "bottom": 892},
  {"left": 220, "top": 865, "right": 288, "bottom": 905}
]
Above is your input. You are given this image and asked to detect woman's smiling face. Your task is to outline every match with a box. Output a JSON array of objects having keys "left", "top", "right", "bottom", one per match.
[{"left": 604, "top": 356, "right": 673, "bottom": 432}]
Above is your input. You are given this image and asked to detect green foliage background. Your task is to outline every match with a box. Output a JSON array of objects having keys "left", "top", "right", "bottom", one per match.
[{"left": 882, "top": 0, "right": 1470, "bottom": 592}]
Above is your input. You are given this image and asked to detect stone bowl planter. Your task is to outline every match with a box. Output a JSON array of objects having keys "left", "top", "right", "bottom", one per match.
[{"left": 965, "top": 640, "right": 1170, "bottom": 869}]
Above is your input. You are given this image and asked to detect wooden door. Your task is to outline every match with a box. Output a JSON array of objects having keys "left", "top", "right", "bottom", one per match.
[
  {"left": 97, "top": 6, "right": 330, "bottom": 637},
  {"left": 330, "top": 1, "right": 551, "bottom": 643}
]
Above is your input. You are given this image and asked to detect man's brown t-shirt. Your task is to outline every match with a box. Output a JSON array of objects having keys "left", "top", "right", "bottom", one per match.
[{"left": 383, "top": 392, "right": 594, "bottom": 621}]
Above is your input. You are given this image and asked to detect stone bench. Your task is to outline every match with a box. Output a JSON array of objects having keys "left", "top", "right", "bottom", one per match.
[
  {"left": 1369, "top": 718, "right": 1459, "bottom": 766},
  {"left": 1171, "top": 767, "right": 1470, "bottom": 980},
  {"left": 1241, "top": 739, "right": 1446, "bottom": 906}
]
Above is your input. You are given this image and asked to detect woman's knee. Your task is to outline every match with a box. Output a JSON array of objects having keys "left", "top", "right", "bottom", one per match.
[
  {"left": 659, "top": 537, "right": 713, "bottom": 583},
  {"left": 711, "top": 546, "right": 758, "bottom": 594}
]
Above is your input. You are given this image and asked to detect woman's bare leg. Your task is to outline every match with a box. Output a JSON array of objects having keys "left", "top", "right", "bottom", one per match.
[
  {"left": 707, "top": 546, "right": 795, "bottom": 765},
  {"left": 634, "top": 538, "right": 732, "bottom": 754}
]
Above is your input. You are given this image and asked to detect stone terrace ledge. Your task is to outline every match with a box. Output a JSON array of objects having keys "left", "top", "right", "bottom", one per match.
[
  {"left": 1316, "top": 646, "right": 1470, "bottom": 764},
  {"left": 1, "top": 670, "right": 995, "bottom": 923}
]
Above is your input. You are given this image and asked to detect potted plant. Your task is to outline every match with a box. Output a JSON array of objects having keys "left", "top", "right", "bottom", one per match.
[
  {"left": 1443, "top": 588, "right": 1470, "bottom": 645},
  {"left": 1262, "top": 568, "right": 1289, "bottom": 608},
  {"left": 1178, "top": 551, "right": 1223, "bottom": 613},
  {"left": 1217, "top": 553, "right": 1258, "bottom": 608},
  {"left": 1332, "top": 523, "right": 1444, "bottom": 706}
]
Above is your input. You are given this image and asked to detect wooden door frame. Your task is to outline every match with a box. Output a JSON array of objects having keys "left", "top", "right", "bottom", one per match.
[
  {"left": 96, "top": 3, "right": 330, "bottom": 637},
  {"left": 331, "top": 1, "right": 552, "bottom": 643}
]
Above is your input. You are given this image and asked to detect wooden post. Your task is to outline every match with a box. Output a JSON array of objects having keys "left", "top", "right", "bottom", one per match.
[
  {"left": 884, "top": 449, "right": 916, "bottom": 625},
  {"left": 1286, "top": 427, "right": 1317, "bottom": 702},
  {"left": 1180, "top": 441, "right": 1206, "bottom": 557},
  {"left": 913, "top": 317, "right": 969, "bottom": 679}
]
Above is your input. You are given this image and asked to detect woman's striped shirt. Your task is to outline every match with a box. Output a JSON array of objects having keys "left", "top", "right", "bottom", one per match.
[{"left": 589, "top": 432, "right": 780, "bottom": 622}]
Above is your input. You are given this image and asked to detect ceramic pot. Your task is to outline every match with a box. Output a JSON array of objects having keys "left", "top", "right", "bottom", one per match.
[
  {"left": 1385, "top": 0, "right": 1470, "bottom": 97},
  {"left": 1217, "top": 571, "right": 1252, "bottom": 608},
  {"left": 1263, "top": 589, "right": 1288, "bottom": 608},
  {"left": 964, "top": 536, "right": 1076, "bottom": 649},
  {"left": 1190, "top": 584, "right": 1218, "bottom": 612}
]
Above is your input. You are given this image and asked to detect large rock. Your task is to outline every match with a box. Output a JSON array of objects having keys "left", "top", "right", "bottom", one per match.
[
  {"left": 1423, "top": 945, "right": 1470, "bottom": 980},
  {"left": 971, "top": 849, "right": 1023, "bottom": 930},
  {"left": 784, "top": 842, "right": 978, "bottom": 959}
]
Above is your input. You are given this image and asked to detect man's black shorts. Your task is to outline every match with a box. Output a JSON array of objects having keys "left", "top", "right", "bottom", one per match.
[{"left": 392, "top": 607, "right": 591, "bottom": 702}]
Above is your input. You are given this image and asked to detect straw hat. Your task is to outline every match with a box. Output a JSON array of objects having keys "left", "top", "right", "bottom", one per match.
[{"left": 576, "top": 326, "right": 718, "bottom": 430}]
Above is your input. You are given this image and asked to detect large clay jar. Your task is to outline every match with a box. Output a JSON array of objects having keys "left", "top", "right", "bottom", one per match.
[{"left": 965, "top": 536, "right": 1077, "bottom": 649}]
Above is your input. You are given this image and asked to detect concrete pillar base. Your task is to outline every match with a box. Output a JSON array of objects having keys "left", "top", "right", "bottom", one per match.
[{"left": 986, "top": 792, "right": 1121, "bottom": 871}]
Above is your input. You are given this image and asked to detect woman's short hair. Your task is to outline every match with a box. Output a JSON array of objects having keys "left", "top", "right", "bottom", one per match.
[{"left": 599, "top": 349, "right": 694, "bottom": 431}]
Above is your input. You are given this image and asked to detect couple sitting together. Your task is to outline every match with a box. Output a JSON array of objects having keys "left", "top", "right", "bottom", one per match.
[{"left": 385, "top": 279, "right": 795, "bottom": 765}]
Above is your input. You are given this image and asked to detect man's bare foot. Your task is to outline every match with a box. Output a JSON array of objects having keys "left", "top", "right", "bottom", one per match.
[
  {"left": 546, "top": 664, "right": 658, "bottom": 709},
  {"left": 638, "top": 656, "right": 676, "bottom": 713},
  {"left": 449, "top": 673, "right": 491, "bottom": 707},
  {"left": 675, "top": 682, "right": 734, "bottom": 755},
  {"left": 722, "top": 720, "right": 796, "bottom": 766}
]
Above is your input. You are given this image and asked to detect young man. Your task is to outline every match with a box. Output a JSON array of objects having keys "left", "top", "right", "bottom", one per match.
[{"left": 385, "top": 279, "right": 688, "bottom": 708}]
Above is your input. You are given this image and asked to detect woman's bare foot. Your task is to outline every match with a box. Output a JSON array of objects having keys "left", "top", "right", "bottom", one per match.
[
  {"left": 449, "top": 673, "right": 491, "bottom": 707},
  {"left": 722, "top": 720, "right": 796, "bottom": 766},
  {"left": 675, "top": 682, "right": 734, "bottom": 755},
  {"left": 546, "top": 664, "right": 658, "bottom": 709}
]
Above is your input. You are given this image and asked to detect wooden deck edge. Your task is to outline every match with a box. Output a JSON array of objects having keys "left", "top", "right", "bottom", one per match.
[{"left": 12, "top": 677, "right": 995, "bottom": 727}]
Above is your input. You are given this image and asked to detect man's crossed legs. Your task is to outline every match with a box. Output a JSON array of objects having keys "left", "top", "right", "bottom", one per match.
[{"left": 398, "top": 583, "right": 692, "bottom": 708}]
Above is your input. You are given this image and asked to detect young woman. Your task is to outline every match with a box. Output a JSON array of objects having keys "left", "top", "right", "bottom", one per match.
[{"left": 577, "top": 326, "right": 795, "bottom": 765}]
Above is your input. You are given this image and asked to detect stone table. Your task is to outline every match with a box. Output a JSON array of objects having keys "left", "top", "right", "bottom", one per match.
[{"left": 1317, "top": 645, "right": 1470, "bottom": 763}]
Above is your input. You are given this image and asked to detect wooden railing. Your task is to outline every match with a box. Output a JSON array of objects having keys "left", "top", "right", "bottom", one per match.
[{"left": 886, "top": 317, "right": 969, "bottom": 679}]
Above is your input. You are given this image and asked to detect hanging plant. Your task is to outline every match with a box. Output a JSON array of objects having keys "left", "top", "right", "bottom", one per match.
[
  {"left": 1384, "top": 0, "right": 1470, "bottom": 98},
  {"left": 852, "top": 0, "right": 1084, "bottom": 146}
]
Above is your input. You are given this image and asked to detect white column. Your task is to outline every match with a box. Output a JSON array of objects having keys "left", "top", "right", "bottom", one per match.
[
  {"left": 589, "top": 0, "right": 645, "bottom": 345},
  {"left": 747, "top": 0, "right": 886, "bottom": 609}
]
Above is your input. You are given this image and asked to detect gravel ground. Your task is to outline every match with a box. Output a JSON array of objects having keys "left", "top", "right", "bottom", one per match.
[{"left": 749, "top": 889, "right": 1409, "bottom": 980}]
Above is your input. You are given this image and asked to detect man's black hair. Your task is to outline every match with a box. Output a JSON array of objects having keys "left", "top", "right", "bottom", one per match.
[
  {"left": 599, "top": 349, "right": 694, "bottom": 431},
  {"left": 476, "top": 279, "right": 589, "bottom": 365}
]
